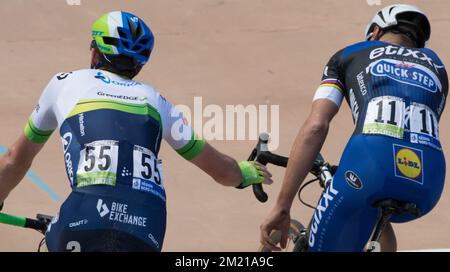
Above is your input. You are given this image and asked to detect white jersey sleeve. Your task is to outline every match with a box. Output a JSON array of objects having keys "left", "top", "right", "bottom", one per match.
[
  {"left": 24, "top": 73, "right": 64, "bottom": 143},
  {"left": 158, "top": 94, "right": 205, "bottom": 160}
]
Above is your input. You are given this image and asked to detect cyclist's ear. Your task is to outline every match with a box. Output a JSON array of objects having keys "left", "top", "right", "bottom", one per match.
[
  {"left": 371, "top": 26, "right": 384, "bottom": 41},
  {"left": 90, "top": 46, "right": 101, "bottom": 69}
]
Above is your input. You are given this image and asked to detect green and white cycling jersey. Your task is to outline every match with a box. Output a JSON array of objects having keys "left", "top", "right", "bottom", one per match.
[{"left": 24, "top": 69, "right": 205, "bottom": 202}]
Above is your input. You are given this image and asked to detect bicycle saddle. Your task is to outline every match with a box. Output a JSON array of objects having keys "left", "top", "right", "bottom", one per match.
[{"left": 374, "top": 199, "right": 421, "bottom": 217}]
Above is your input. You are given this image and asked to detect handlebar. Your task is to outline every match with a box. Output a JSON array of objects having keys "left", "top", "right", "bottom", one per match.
[
  {"left": 247, "top": 133, "right": 288, "bottom": 202},
  {"left": 0, "top": 213, "right": 52, "bottom": 234},
  {"left": 249, "top": 133, "right": 335, "bottom": 203}
]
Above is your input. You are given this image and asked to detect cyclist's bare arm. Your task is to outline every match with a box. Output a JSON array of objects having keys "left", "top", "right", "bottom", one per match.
[
  {"left": 276, "top": 99, "right": 338, "bottom": 211},
  {"left": 190, "top": 142, "right": 273, "bottom": 187},
  {"left": 0, "top": 134, "right": 44, "bottom": 203},
  {"left": 260, "top": 99, "right": 338, "bottom": 251}
]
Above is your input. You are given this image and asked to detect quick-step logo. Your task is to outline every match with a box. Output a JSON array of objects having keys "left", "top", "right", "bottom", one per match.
[{"left": 370, "top": 59, "right": 442, "bottom": 93}]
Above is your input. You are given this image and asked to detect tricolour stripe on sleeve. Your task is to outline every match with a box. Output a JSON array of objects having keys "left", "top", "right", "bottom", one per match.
[{"left": 319, "top": 79, "right": 345, "bottom": 94}]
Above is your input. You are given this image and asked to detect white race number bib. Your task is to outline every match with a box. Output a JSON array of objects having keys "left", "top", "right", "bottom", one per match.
[
  {"left": 363, "top": 96, "right": 406, "bottom": 139},
  {"left": 132, "top": 145, "right": 163, "bottom": 188},
  {"left": 77, "top": 140, "right": 119, "bottom": 187}
]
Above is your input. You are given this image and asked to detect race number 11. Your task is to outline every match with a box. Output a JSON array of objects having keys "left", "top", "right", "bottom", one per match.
[{"left": 363, "top": 96, "right": 405, "bottom": 139}]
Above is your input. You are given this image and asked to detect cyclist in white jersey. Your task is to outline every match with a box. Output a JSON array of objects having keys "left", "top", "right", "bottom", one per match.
[{"left": 0, "top": 11, "right": 272, "bottom": 252}]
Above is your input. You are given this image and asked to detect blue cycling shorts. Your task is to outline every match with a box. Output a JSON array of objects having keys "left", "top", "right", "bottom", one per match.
[
  {"left": 308, "top": 135, "right": 446, "bottom": 252},
  {"left": 45, "top": 185, "right": 166, "bottom": 252}
]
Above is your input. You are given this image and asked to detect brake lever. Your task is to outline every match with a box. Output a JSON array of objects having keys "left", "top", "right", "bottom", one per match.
[{"left": 252, "top": 133, "right": 270, "bottom": 203}]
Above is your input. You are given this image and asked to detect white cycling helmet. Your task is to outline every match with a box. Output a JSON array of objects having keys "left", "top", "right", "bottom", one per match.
[{"left": 365, "top": 4, "right": 431, "bottom": 47}]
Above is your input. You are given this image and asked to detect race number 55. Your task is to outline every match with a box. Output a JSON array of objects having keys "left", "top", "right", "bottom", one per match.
[
  {"left": 133, "top": 145, "right": 162, "bottom": 186},
  {"left": 77, "top": 140, "right": 119, "bottom": 186},
  {"left": 84, "top": 145, "right": 112, "bottom": 172}
]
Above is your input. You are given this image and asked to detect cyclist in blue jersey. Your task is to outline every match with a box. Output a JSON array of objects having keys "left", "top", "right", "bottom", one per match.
[
  {"left": 0, "top": 11, "right": 273, "bottom": 252},
  {"left": 260, "top": 4, "right": 448, "bottom": 252}
]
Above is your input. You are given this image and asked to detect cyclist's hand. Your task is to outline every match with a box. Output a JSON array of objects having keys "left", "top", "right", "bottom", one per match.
[
  {"left": 238, "top": 161, "right": 273, "bottom": 188},
  {"left": 260, "top": 208, "right": 291, "bottom": 251}
]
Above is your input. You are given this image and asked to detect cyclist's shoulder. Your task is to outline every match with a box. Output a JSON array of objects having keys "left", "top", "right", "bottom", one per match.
[
  {"left": 52, "top": 69, "right": 93, "bottom": 80},
  {"left": 324, "top": 41, "right": 383, "bottom": 65},
  {"left": 339, "top": 41, "right": 387, "bottom": 59},
  {"left": 419, "top": 48, "right": 446, "bottom": 67},
  {"left": 46, "top": 69, "right": 93, "bottom": 88}
]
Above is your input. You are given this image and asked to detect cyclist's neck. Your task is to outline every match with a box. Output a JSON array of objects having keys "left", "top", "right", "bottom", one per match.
[
  {"left": 378, "top": 33, "right": 416, "bottom": 48},
  {"left": 97, "top": 67, "right": 131, "bottom": 80}
]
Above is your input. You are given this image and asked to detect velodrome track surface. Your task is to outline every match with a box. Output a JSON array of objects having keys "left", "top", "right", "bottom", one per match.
[{"left": 0, "top": 0, "right": 450, "bottom": 251}]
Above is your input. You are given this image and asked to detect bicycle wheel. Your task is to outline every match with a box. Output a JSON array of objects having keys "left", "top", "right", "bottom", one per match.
[{"left": 258, "top": 219, "right": 307, "bottom": 252}]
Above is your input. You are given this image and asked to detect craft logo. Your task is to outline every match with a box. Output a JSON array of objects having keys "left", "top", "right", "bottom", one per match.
[
  {"left": 371, "top": 59, "right": 442, "bottom": 93},
  {"left": 394, "top": 145, "right": 423, "bottom": 184}
]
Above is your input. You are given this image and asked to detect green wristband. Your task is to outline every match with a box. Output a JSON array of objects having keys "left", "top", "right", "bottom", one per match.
[{"left": 238, "top": 161, "right": 264, "bottom": 188}]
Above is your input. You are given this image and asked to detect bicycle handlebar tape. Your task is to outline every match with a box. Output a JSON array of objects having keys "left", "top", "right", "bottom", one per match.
[
  {"left": 252, "top": 184, "right": 268, "bottom": 203},
  {"left": 0, "top": 213, "right": 26, "bottom": 228},
  {"left": 253, "top": 155, "right": 271, "bottom": 203}
]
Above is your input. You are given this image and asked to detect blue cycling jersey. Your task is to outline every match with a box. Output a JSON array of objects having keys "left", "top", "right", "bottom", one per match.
[{"left": 310, "top": 41, "right": 448, "bottom": 251}]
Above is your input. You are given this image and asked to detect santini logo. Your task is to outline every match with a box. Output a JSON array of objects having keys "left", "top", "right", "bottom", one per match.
[{"left": 345, "top": 171, "right": 363, "bottom": 190}]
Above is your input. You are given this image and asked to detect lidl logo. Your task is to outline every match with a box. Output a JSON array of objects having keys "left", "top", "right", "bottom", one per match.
[{"left": 393, "top": 145, "right": 423, "bottom": 184}]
